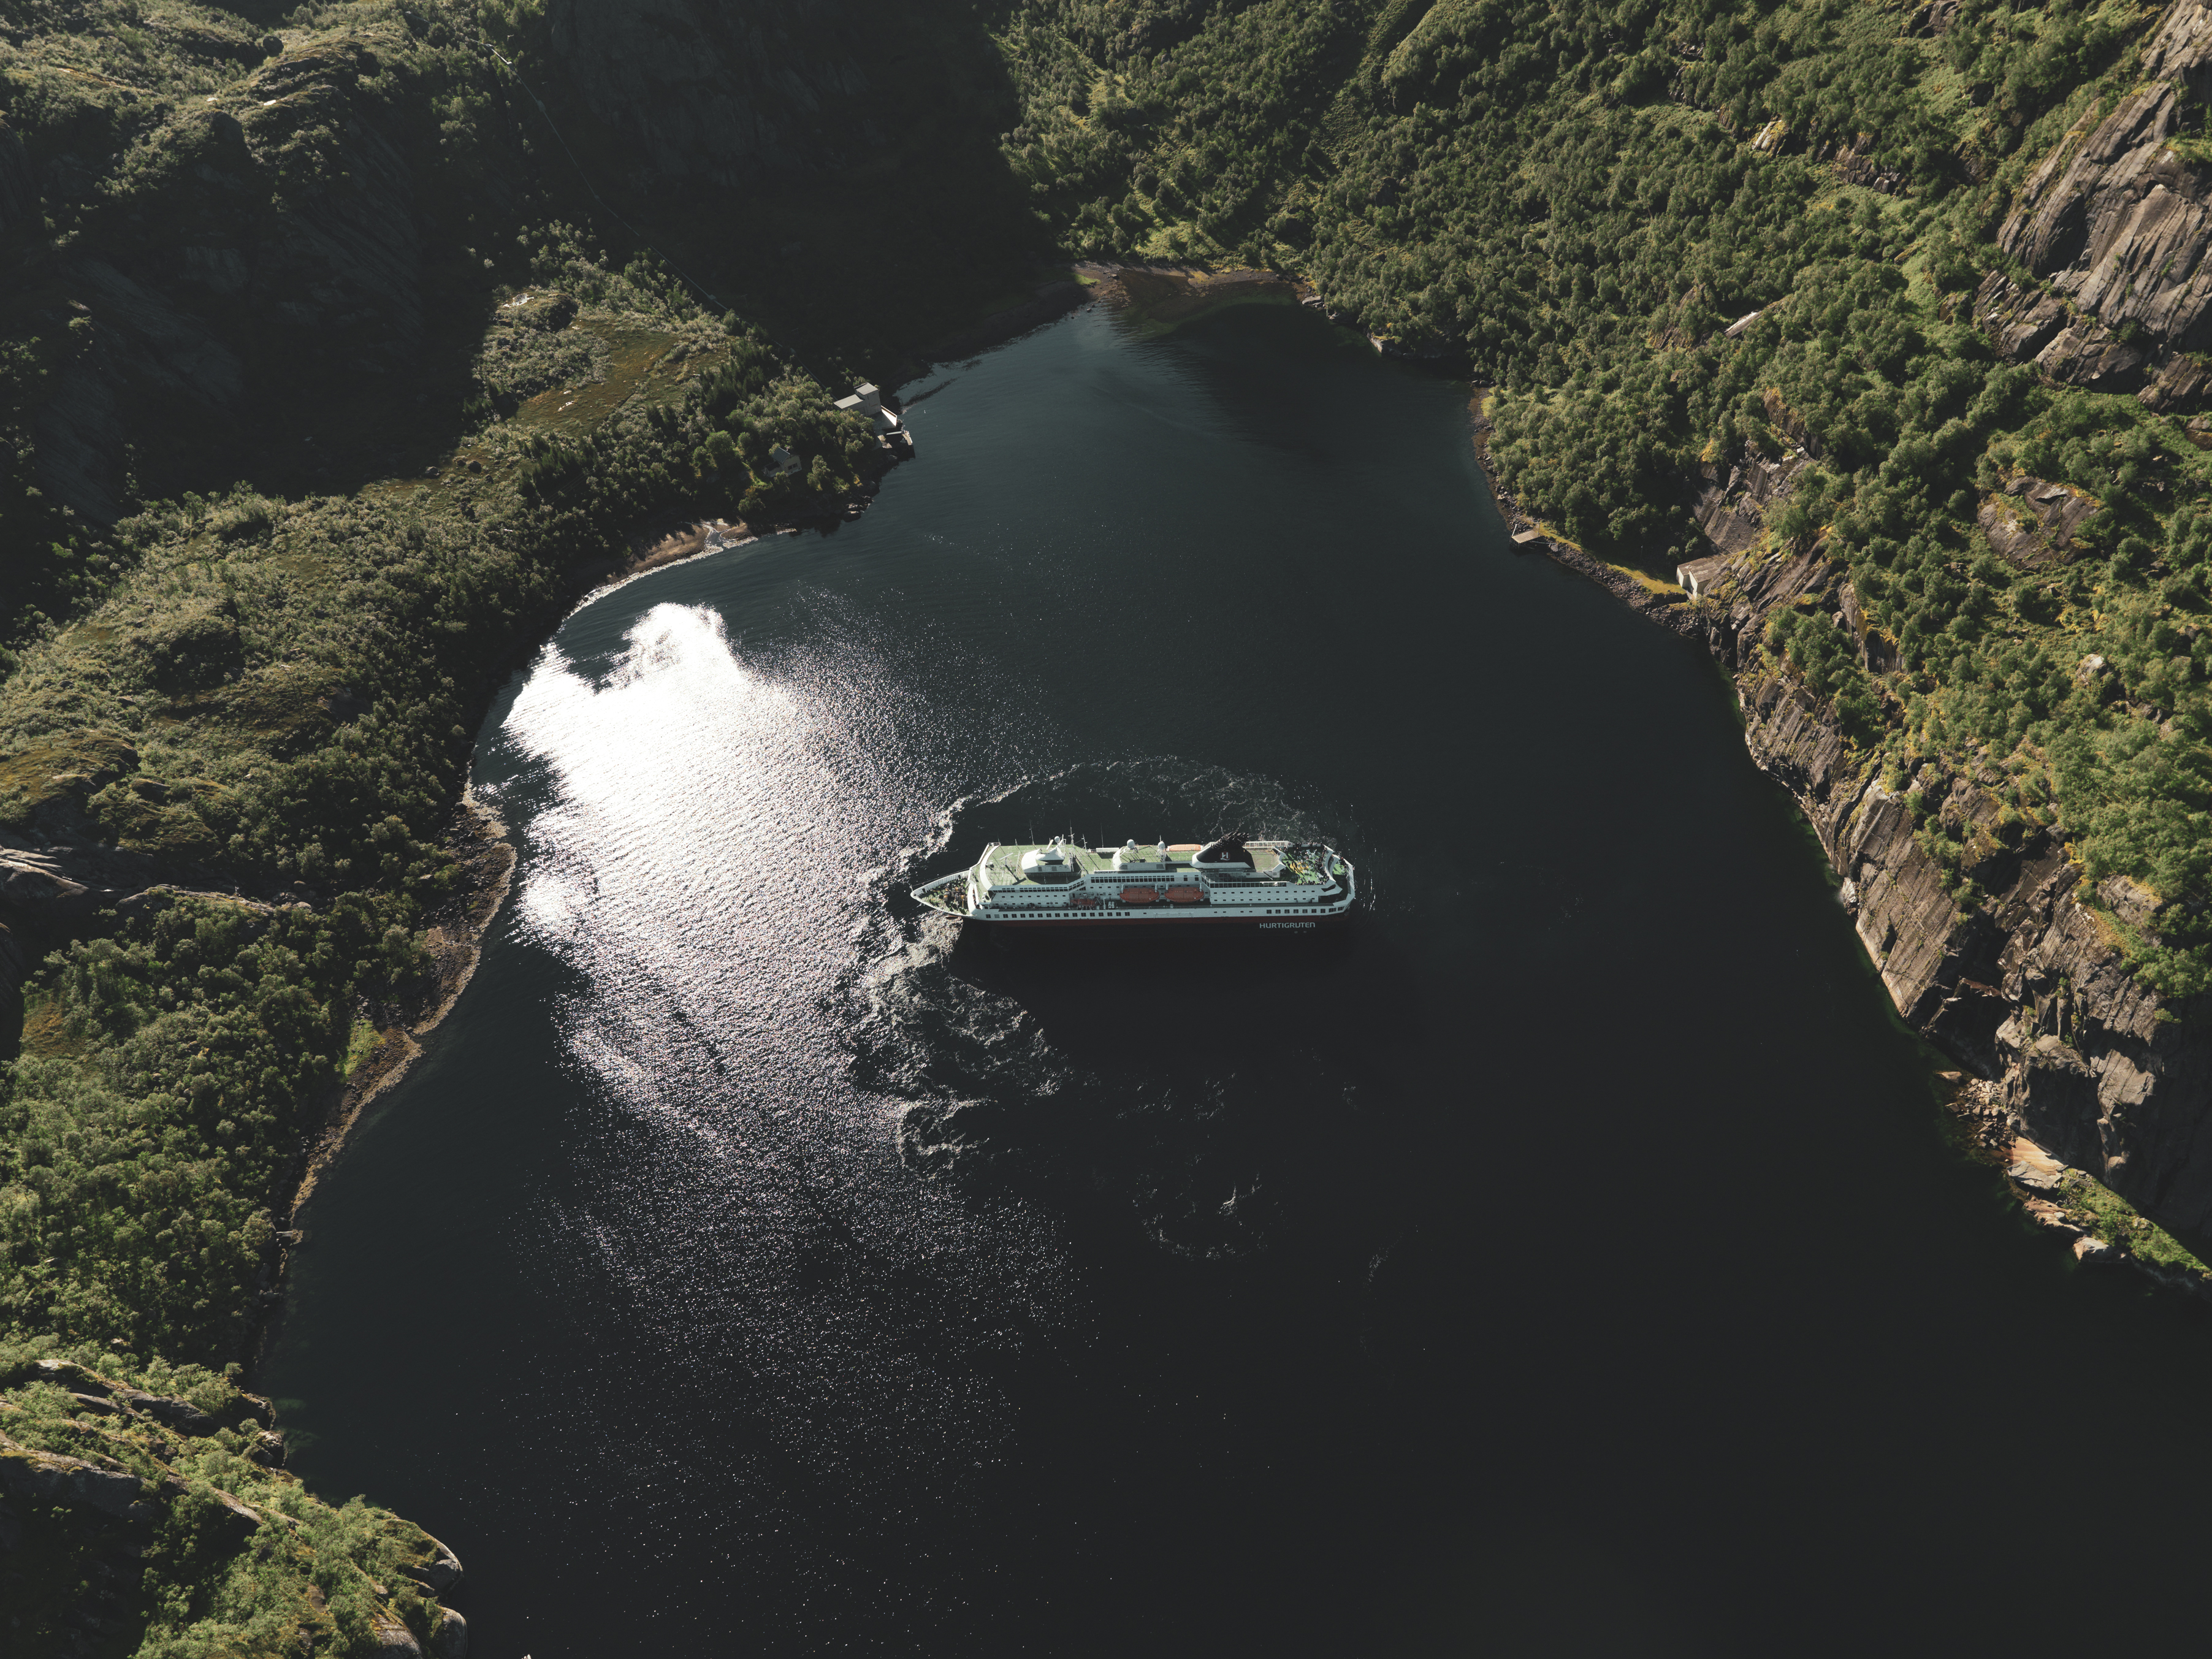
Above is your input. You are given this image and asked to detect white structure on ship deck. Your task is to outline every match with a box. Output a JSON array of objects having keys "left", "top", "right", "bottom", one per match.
[{"left": 910, "top": 836, "right": 1356, "bottom": 929}]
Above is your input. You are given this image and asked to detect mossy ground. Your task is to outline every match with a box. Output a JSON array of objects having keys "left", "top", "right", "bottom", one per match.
[
  {"left": 0, "top": 1343, "right": 451, "bottom": 1659},
  {"left": 2056, "top": 1169, "right": 2212, "bottom": 1278}
]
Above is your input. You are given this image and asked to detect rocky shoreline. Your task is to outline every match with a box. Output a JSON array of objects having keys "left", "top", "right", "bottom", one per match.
[
  {"left": 256, "top": 437, "right": 921, "bottom": 1303},
  {"left": 276, "top": 795, "right": 516, "bottom": 1226},
  {"left": 1477, "top": 451, "right": 2212, "bottom": 1305},
  {"left": 1, "top": 1354, "right": 471, "bottom": 1658},
  {"left": 1086, "top": 263, "right": 1304, "bottom": 332},
  {"left": 1454, "top": 0, "right": 2212, "bottom": 1307},
  {"left": 0, "top": 419, "right": 924, "bottom": 1407}
]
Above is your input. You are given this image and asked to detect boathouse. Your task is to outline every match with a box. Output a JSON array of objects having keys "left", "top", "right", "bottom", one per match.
[{"left": 834, "top": 382, "right": 902, "bottom": 435}]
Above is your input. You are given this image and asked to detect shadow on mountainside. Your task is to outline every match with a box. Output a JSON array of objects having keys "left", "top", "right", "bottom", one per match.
[
  {"left": 514, "top": 0, "right": 1054, "bottom": 375},
  {"left": 0, "top": 0, "right": 1048, "bottom": 573}
]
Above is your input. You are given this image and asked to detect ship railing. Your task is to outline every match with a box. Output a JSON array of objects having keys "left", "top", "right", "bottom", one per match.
[{"left": 911, "top": 872, "right": 969, "bottom": 914}]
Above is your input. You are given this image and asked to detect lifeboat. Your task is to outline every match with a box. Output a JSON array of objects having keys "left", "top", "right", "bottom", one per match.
[
  {"left": 1165, "top": 887, "right": 1205, "bottom": 905},
  {"left": 1120, "top": 887, "right": 1160, "bottom": 904}
]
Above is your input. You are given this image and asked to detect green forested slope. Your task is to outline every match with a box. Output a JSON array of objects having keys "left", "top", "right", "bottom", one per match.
[
  {"left": 1002, "top": 0, "right": 2212, "bottom": 996},
  {"left": 4, "top": 0, "right": 2212, "bottom": 1649},
  {"left": 0, "top": 4, "right": 967, "bottom": 1649}
]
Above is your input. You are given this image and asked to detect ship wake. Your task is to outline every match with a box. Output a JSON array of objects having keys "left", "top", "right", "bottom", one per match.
[{"left": 842, "top": 759, "right": 1398, "bottom": 1260}]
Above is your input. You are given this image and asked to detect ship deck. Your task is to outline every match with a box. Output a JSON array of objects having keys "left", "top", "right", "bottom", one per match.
[{"left": 982, "top": 844, "right": 1294, "bottom": 887}]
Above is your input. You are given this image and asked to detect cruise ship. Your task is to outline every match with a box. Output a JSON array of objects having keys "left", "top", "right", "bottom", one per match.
[{"left": 912, "top": 836, "right": 1356, "bottom": 932}]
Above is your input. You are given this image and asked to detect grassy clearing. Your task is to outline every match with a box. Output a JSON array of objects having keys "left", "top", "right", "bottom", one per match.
[
  {"left": 506, "top": 325, "right": 682, "bottom": 441},
  {"left": 338, "top": 1019, "right": 379, "bottom": 1080},
  {"left": 1607, "top": 560, "right": 1689, "bottom": 598}
]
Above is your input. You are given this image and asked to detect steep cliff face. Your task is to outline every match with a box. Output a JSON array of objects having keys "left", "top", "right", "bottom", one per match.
[
  {"left": 1693, "top": 448, "right": 1812, "bottom": 555},
  {"left": 1, "top": 12, "right": 532, "bottom": 525},
  {"left": 1650, "top": 540, "right": 2212, "bottom": 1237},
  {"left": 542, "top": 0, "right": 881, "bottom": 181},
  {"left": 478, "top": 0, "right": 1043, "bottom": 367},
  {"left": 1980, "top": 0, "right": 2212, "bottom": 400},
  {"left": 530, "top": 0, "right": 1032, "bottom": 203}
]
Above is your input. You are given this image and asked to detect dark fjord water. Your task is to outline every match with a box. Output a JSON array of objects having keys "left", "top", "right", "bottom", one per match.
[{"left": 262, "top": 303, "right": 2212, "bottom": 1657}]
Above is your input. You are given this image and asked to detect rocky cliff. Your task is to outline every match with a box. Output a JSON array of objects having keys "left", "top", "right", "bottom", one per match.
[
  {"left": 0, "top": 1354, "right": 469, "bottom": 1657},
  {"left": 1592, "top": 533, "right": 2212, "bottom": 1241},
  {"left": 541, "top": 0, "right": 882, "bottom": 182},
  {"left": 1976, "top": 0, "right": 2212, "bottom": 404}
]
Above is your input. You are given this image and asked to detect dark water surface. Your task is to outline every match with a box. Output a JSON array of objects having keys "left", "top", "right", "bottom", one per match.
[{"left": 262, "top": 303, "right": 2212, "bottom": 1656}]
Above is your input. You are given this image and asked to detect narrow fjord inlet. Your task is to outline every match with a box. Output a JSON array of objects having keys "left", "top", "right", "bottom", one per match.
[
  {"left": 19, "top": 0, "right": 2212, "bottom": 1650},
  {"left": 262, "top": 306, "right": 2212, "bottom": 1655}
]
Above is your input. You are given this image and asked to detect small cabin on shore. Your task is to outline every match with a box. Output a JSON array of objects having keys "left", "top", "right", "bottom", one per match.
[{"left": 834, "top": 382, "right": 902, "bottom": 434}]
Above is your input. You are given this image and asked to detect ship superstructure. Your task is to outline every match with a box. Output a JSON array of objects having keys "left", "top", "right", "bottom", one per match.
[{"left": 912, "top": 836, "right": 1355, "bottom": 931}]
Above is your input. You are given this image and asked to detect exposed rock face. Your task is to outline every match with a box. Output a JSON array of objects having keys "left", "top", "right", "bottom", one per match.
[
  {"left": 1973, "top": 272, "right": 2070, "bottom": 361},
  {"left": 0, "top": 1437, "right": 143, "bottom": 1520},
  {"left": 234, "top": 55, "right": 425, "bottom": 365},
  {"left": 2036, "top": 322, "right": 2153, "bottom": 392},
  {"left": 430, "top": 1605, "right": 469, "bottom": 1659},
  {"left": 1980, "top": 1, "right": 2212, "bottom": 402},
  {"left": 1976, "top": 475, "right": 2098, "bottom": 569},
  {"left": 368, "top": 1608, "right": 425, "bottom": 1658},
  {"left": 115, "top": 1389, "right": 218, "bottom": 1436},
  {"left": 2138, "top": 345, "right": 2212, "bottom": 411},
  {"left": 1692, "top": 448, "right": 1810, "bottom": 554},
  {"left": 1971, "top": 272, "right": 2160, "bottom": 391},
  {"left": 1644, "top": 540, "right": 2212, "bottom": 1238},
  {"left": 1999, "top": 83, "right": 2212, "bottom": 340},
  {"left": 17, "top": 39, "right": 441, "bottom": 519},
  {"left": 409, "top": 1535, "right": 465, "bottom": 1595}
]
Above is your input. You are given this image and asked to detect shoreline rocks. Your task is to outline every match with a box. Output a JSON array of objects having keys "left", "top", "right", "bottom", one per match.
[{"left": 1486, "top": 448, "right": 2212, "bottom": 1300}]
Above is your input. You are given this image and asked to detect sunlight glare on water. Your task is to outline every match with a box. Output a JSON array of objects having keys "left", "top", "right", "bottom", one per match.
[
  {"left": 473, "top": 597, "right": 1081, "bottom": 1627},
  {"left": 259, "top": 303, "right": 2212, "bottom": 1659},
  {"left": 509, "top": 601, "right": 839, "bottom": 1032}
]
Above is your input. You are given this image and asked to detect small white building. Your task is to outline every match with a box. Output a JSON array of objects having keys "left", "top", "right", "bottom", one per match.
[
  {"left": 1676, "top": 552, "right": 1734, "bottom": 596},
  {"left": 834, "top": 381, "right": 901, "bottom": 435}
]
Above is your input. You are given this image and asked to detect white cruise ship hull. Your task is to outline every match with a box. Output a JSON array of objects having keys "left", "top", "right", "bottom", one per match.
[{"left": 911, "top": 838, "right": 1357, "bottom": 934}]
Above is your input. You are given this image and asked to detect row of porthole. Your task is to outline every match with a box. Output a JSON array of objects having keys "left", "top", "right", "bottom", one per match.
[
  {"left": 997, "top": 906, "right": 1325, "bottom": 915},
  {"left": 987, "top": 893, "right": 1332, "bottom": 909}
]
